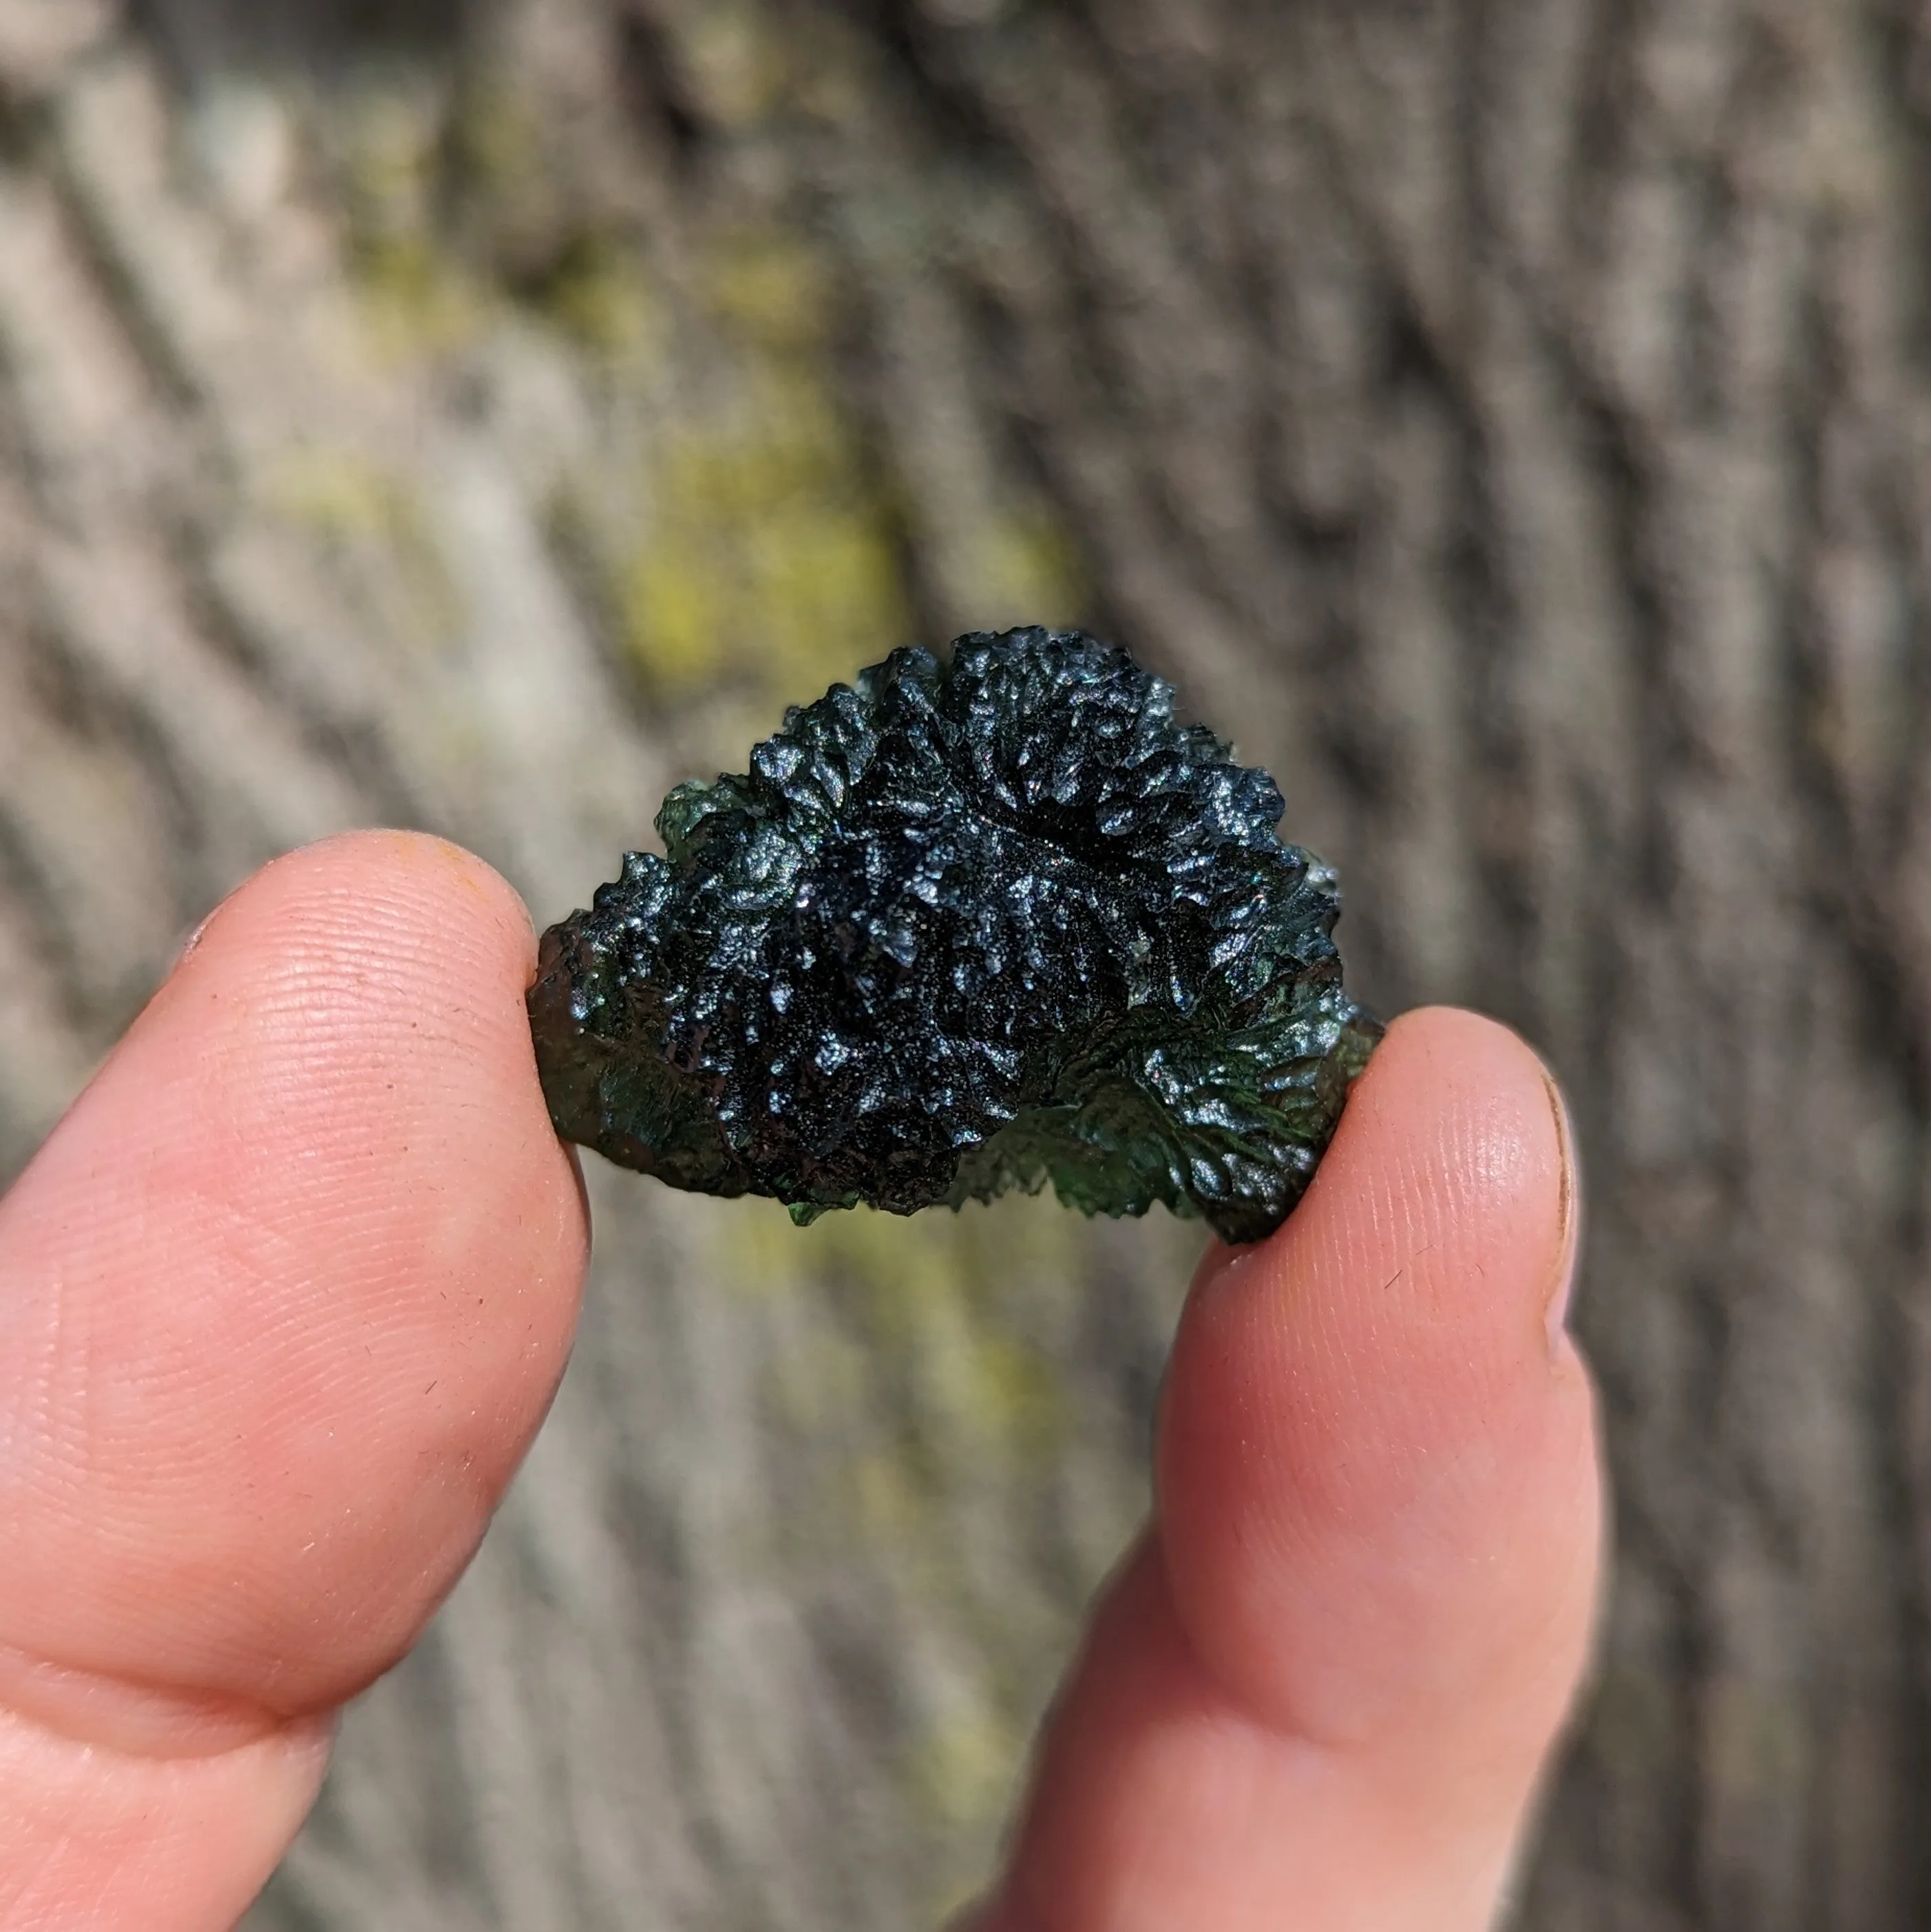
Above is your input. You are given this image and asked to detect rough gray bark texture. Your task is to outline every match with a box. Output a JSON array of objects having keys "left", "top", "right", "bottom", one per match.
[{"left": 3, "top": 0, "right": 1929, "bottom": 1926}]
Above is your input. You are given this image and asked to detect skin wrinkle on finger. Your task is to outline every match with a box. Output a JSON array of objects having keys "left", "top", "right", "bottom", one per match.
[
  {"left": 0, "top": 1644, "right": 287, "bottom": 1760},
  {"left": 0, "top": 1701, "right": 330, "bottom": 1931},
  {"left": 993, "top": 1546, "right": 1539, "bottom": 1932}
]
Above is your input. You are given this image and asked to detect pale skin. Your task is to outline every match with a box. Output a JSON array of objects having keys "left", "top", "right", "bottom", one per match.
[{"left": 0, "top": 832, "right": 1603, "bottom": 1931}]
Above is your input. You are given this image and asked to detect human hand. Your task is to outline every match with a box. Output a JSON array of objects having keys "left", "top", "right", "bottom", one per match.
[{"left": 0, "top": 832, "right": 1601, "bottom": 1931}]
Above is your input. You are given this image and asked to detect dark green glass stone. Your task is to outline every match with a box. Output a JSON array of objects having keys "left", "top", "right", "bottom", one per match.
[{"left": 527, "top": 626, "right": 1380, "bottom": 1244}]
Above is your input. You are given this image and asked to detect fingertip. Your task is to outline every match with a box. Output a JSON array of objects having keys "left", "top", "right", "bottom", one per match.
[
  {"left": 0, "top": 829, "right": 588, "bottom": 1721},
  {"left": 171, "top": 828, "right": 538, "bottom": 995},
  {"left": 1157, "top": 1006, "right": 1598, "bottom": 1750},
  {"left": 1178, "top": 1004, "right": 1572, "bottom": 1389}
]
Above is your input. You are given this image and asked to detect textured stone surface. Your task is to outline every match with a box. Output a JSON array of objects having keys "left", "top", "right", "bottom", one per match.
[{"left": 530, "top": 627, "right": 1379, "bottom": 1244}]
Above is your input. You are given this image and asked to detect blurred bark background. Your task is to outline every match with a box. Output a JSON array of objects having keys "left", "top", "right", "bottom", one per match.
[{"left": 3, "top": 0, "right": 1930, "bottom": 1926}]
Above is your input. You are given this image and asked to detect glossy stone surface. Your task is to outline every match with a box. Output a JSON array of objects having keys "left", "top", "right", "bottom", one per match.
[{"left": 528, "top": 627, "right": 1380, "bottom": 1243}]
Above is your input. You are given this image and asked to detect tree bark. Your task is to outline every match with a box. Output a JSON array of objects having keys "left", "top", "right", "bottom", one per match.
[{"left": 3, "top": 1, "right": 1930, "bottom": 1927}]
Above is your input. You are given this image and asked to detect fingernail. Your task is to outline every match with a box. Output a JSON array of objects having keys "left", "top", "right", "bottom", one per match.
[{"left": 1542, "top": 1067, "right": 1581, "bottom": 1357}]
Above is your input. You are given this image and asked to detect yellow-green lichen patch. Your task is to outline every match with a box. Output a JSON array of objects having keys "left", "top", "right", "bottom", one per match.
[
  {"left": 262, "top": 441, "right": 424, "bottom": 543},
  {"left": 964, "top": 511, "right": 1088, "bottom": 639},
  {"left": 257, "top": 443, "right": 458, "bottom": 644},
  {"left": 337, "top": 80, "right": 487, "bottom": 361},
  {"left": 615, "top": 362, "right": 911, "bottom": 708},
  {"left": 447, "top": 69, "right": 545, "bottom": 204},
  {"left": 673, "top": 1, "right": 794, "bottom": 131},
  {"left": 524, "top": 235, "right": 660, "bottom": 362},
  {"left": 910, "top": 1699, "right": 1030, "bottom": 1850},
  {"left": 701, "top": 228, "right": 836, "bottom": 354}
]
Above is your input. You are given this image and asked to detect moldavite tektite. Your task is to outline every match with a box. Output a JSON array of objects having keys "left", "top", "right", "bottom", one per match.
[{"left": 528, "top": 627, "right": 1380, "bottom": 1244}]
